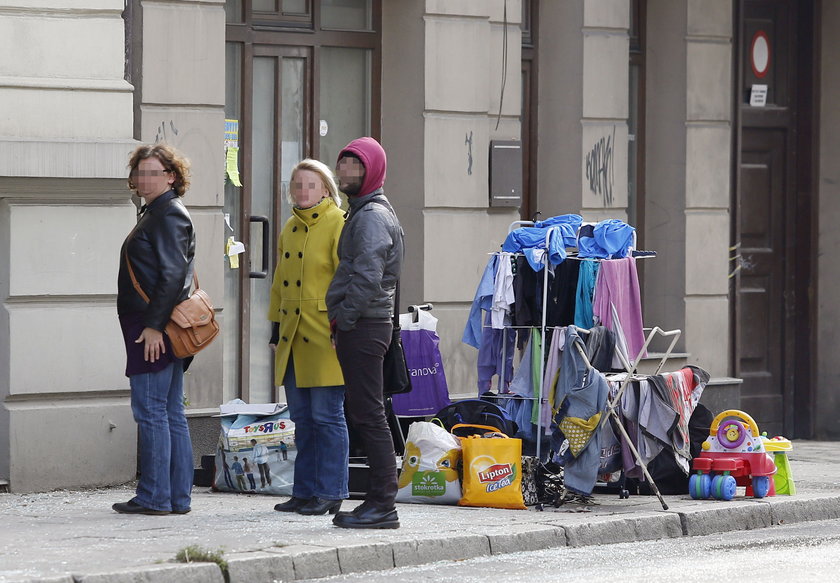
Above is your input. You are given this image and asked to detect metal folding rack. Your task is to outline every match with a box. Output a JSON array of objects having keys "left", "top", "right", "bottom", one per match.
[{"left": 490, "top": 220, "right": 680, "bottom": 510}]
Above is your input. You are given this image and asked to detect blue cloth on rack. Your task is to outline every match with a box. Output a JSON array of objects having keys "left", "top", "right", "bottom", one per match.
[
  {"left": 577, "top": 219, "right": 635, "bottom": 259},
  {"left": 462, "top": 255, "right": 497, "bottom": 348},
  {"left": 574, "top": 259, "right": 600, "bottom": 328},
  {"left": 594, "top": 219, "right": 635, "bottom": 258},
  {"left": 534, "top": 214, "right": 583, "bottom": 247},
  {"left": 502, "top": 214, "right": 582, "bottom": 270},
  {"left": 476, "top": 311, "right": 516, "bottom": 393}
]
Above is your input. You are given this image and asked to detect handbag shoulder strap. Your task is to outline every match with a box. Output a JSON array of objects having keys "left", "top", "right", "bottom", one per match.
[
  {"left": 393, "top": 280, "right": 400, "bottom": 327},
  {"left": 124, "top": 251, "right": 198, "bottom": 305}
]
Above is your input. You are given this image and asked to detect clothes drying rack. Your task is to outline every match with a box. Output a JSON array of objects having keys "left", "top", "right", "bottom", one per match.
[{"left": 488, "top": 220, "right": 680, "bottom": 511}]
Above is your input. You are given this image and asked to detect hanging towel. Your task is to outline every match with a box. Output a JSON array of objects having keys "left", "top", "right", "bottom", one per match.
[
  {"left": 491, "top": 252, "right": 515, "bottom": 329},
  {"left": 574, "top": 259, "right": 600, "bottom": 328},
  {"left": 592, "top": 257, "right": 646, "bottom": 362}
]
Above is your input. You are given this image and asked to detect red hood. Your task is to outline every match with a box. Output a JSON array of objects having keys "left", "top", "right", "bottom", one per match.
[{"left": 337, "top": 137, "right": 387, "bottom": 196}]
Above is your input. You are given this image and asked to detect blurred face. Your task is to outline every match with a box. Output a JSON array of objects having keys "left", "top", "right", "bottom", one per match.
[
  {"left": 336, "top": 156, "right": 365, "bottom": 196},
  {"left": 132, "top": 156, "right": 174, "bottom": 202},
  {"left": 290, "top": 169, "right": 328, "bottom": 209}
]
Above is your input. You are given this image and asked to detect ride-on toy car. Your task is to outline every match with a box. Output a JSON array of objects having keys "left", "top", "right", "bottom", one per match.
[{"left": 689, "top": 409, "right": 776, "bottom": 501}]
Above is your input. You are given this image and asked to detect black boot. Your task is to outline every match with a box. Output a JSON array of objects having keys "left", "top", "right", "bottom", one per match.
[
  {"left": 332, "top": 504, "right": 399, "bottom": 529},
  {"left": 274, "top": 496, "right": 310, "bottom": 512},
  {"left": 297, "top": 497, "right": 342, "bottom": 515}
]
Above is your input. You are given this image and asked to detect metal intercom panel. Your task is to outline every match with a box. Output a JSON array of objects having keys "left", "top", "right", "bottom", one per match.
[{"left": 489, "top": 140, "right": 522, "bottom": 207}]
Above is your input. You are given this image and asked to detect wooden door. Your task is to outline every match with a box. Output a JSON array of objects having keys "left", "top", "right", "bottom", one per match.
[{"left": 734, "top": 0, "right": 815, "bottom": 437}]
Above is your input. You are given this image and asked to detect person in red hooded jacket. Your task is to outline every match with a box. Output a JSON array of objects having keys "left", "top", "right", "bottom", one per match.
[{"left": 326, "top": 137, "right": 404, "bottom": 529}]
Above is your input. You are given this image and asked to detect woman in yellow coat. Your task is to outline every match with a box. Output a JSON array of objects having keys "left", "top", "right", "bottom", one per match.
[{"left": 268, "top": 158, "right": 347, "bottom": 516}]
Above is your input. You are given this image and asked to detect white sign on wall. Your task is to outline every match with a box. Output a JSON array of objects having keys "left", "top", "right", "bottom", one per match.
[{"left": 750, "top": 84, "right": 768, "bottom": 107}]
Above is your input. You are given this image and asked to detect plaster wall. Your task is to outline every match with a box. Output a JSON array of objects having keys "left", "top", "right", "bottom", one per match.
[
  {"left": 134, "top": 0, "right": 226, "bottom": 454},
  {"left": 537, "top": 1, "right": 583, "bottom": 215},
  {"left": 643, "top": 0, "right": 688, "bottom": 341},
  {"left": 0, "top": 1, "right": 138, "bottom": 492},
  {"left": 382, "top": 3, "right": 425, "bottom": 308},
  {"left": 683, "top": 1, "right": 732, "bottom": 376},
  {"left": 383, "top": 2, "right": 520, "bottom": 398}
]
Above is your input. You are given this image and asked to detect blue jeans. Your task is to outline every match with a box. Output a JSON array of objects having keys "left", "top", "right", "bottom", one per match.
[
  {"left": 283, "top": 359, "right": 348, "bottom": 500},
  {"left": 129, "top": 362, "right": 193, "bottom": 512}
]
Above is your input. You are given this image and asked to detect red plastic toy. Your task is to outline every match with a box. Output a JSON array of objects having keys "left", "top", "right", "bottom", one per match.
[{"left": 689, "top": 409, "right": 776, "bottom": 501}]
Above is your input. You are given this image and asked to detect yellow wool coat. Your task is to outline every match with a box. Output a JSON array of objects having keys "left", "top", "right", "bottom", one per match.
[{"left": 268, "top": 197, "right": 345, "bottom": 388}]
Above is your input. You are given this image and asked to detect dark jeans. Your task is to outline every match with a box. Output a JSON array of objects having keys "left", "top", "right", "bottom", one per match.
[
  {"left": 258, "top": 463, "right": 271, "bottom": 487},
  {"left": 335, "top": 319, "right": 396, "bottom": 509}
]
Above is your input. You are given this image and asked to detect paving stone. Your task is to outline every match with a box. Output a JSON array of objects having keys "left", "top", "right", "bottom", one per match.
[
  {"left": 267, "top": 545, "right": 340, "bottom": 580},
  {"left": 391, "top": 534, "right": 491, "bottom": 568},
  {"left": 485, "top": 524, "right": 567, "bottom": 554},
  {"left": 563, "top": 513, "right": 683, "bottom": 546},
  {"left": 676, "top": 502, "right": 772, "bottom": 537},
  {"left": 767, "top": 494, "right": 840, "bottom": 525},
  {"left": 225, "top": 551, "right": 294, "bottom": 583},
  {"left": 336, "top": 542, "right": 395, "bottom": 575},
  {"left": 74, "top": 563, "right": 223, "bottom": 583}
]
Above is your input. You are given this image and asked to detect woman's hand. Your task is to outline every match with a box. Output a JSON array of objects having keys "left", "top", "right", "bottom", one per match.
[{"left": 136, "top": 327, "right": 165, "bottom": 362}]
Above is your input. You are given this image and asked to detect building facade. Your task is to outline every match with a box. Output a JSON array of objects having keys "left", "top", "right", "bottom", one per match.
[{"left": 1, "top": 0, "right": 837, "bottom": 492}]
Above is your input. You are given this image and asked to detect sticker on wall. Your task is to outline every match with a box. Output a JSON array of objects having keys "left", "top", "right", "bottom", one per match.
[
  {"left": 225, "top": 119, "right": 239, "bottom": 148},
  {"left": 750, "top": 30, "right": 770, "bottom": 79},
  {"left": 226, "top": 236, "right": 245, "bottom": 269},
  {"left": 226, "top": 147, "right": 243, "bottom": 187},
  {"left": 319, "top": 120, "right": 329, "bottom": 137}
]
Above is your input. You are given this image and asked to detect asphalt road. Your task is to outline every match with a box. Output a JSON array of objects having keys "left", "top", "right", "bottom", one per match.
[{"left": 302, "top": 517, "right": 840, "bottom": 583}]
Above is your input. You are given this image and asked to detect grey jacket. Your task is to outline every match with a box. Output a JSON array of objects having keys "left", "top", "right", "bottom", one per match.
[{"left": 326, "top": 190, "right": 404, "bottom": 331}]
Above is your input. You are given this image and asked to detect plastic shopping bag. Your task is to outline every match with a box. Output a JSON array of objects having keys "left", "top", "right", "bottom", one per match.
[
  {"left": 458, "top": 432, "right": 526, "bottom": 510},
  {"left": 396, "top": 421, "right": 462, "bottom": 504},
  {"left": 214, "top": 400, "right": 295, "bottom": 496},
  {"left": 392, "top": 310, "right": 451, "bottom": 416}
]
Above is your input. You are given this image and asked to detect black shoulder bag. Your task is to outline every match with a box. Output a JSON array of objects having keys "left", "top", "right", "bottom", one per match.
[{"left": 383, "top": 281, "right": 412, "bottom": 395}]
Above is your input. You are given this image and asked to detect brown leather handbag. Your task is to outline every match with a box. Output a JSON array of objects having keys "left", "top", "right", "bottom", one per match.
[{"left": 125, "top": 255, "right": 220, "bottom": 359}]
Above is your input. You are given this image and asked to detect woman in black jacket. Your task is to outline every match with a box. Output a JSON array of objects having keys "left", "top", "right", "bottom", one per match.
[{"left": 113, "top": 144, "right": 195, "bottom": 516}]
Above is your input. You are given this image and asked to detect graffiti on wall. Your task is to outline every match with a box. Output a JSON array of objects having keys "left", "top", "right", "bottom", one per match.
[
  {"left": 465, "top": 130, "right": 473, "bottom": 176},
  {"left": 155, "top": 120, "right": 180, "bottom": 144},
  {"left": 585, "top": 126, "right": 615, "bottom": 206}
]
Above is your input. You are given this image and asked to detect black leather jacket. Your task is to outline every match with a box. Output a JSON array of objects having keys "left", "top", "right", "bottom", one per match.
[{"left": 117, "top": 190, "right": 195, "bottom": 331}]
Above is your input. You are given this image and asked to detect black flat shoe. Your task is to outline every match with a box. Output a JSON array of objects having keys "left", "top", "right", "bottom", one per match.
[
  {"left": 112, "top": 500, "right": 169, "bottom": 516},
  {"left": 171, "top": 507, "right": 191, "bottom": 514},
  {"left": 297, "top": 497, "right": 342, "bottom": 515},
  {"left": 274, "top": 496, "right": 311, "bottom": 512},
  {"left": 332, "top": 504, "right": 399, "bottom": 529}
]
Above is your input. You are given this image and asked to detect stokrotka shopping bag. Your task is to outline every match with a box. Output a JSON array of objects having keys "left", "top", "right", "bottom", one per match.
[
  {"left": 396, "top": 421, "right": 462, "bottom": 504},
  {"left": 392, "top": 310, "right": 451, "bottom": 415},
  {"left": 458, "top": 431, "right": 526, "bottom": 510}
]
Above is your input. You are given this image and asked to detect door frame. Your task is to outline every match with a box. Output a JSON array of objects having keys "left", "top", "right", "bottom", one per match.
[
  {"left": 731, "top": 0, "right": 819, "bottom": 437},
  {"left": 225, "top": 2, "right": 382, "bottom": 400}
]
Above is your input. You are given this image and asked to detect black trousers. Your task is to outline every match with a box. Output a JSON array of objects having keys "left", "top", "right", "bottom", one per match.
[{"left": 335, "top": 319, "right": 396, "bottom": 509}]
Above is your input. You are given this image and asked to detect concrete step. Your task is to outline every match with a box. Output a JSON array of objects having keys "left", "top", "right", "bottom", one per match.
[
  {"left": 632, "top": 351, "right": 690, "bottom": 375},
  {"left": 699, "top": 376, "right": 743, "bottom": 415}
]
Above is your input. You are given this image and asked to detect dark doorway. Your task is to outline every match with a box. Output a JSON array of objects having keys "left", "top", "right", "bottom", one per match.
[{"left": 733, "top": 0, "right": 816, "bottom": 437}]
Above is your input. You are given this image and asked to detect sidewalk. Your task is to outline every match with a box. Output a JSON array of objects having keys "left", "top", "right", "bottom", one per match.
[{"left": 1, "top": 441, "right": 838, "bottom": 583}]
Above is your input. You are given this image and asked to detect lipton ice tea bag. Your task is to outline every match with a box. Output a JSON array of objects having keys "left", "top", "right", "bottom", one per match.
[{"left": 458, "top": 434, "right": 526, "bottom": 510}]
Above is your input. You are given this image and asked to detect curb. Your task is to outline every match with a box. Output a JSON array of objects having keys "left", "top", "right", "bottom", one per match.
[{"left": 16, "top": 494, "right": 840, "bottom": 583}]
